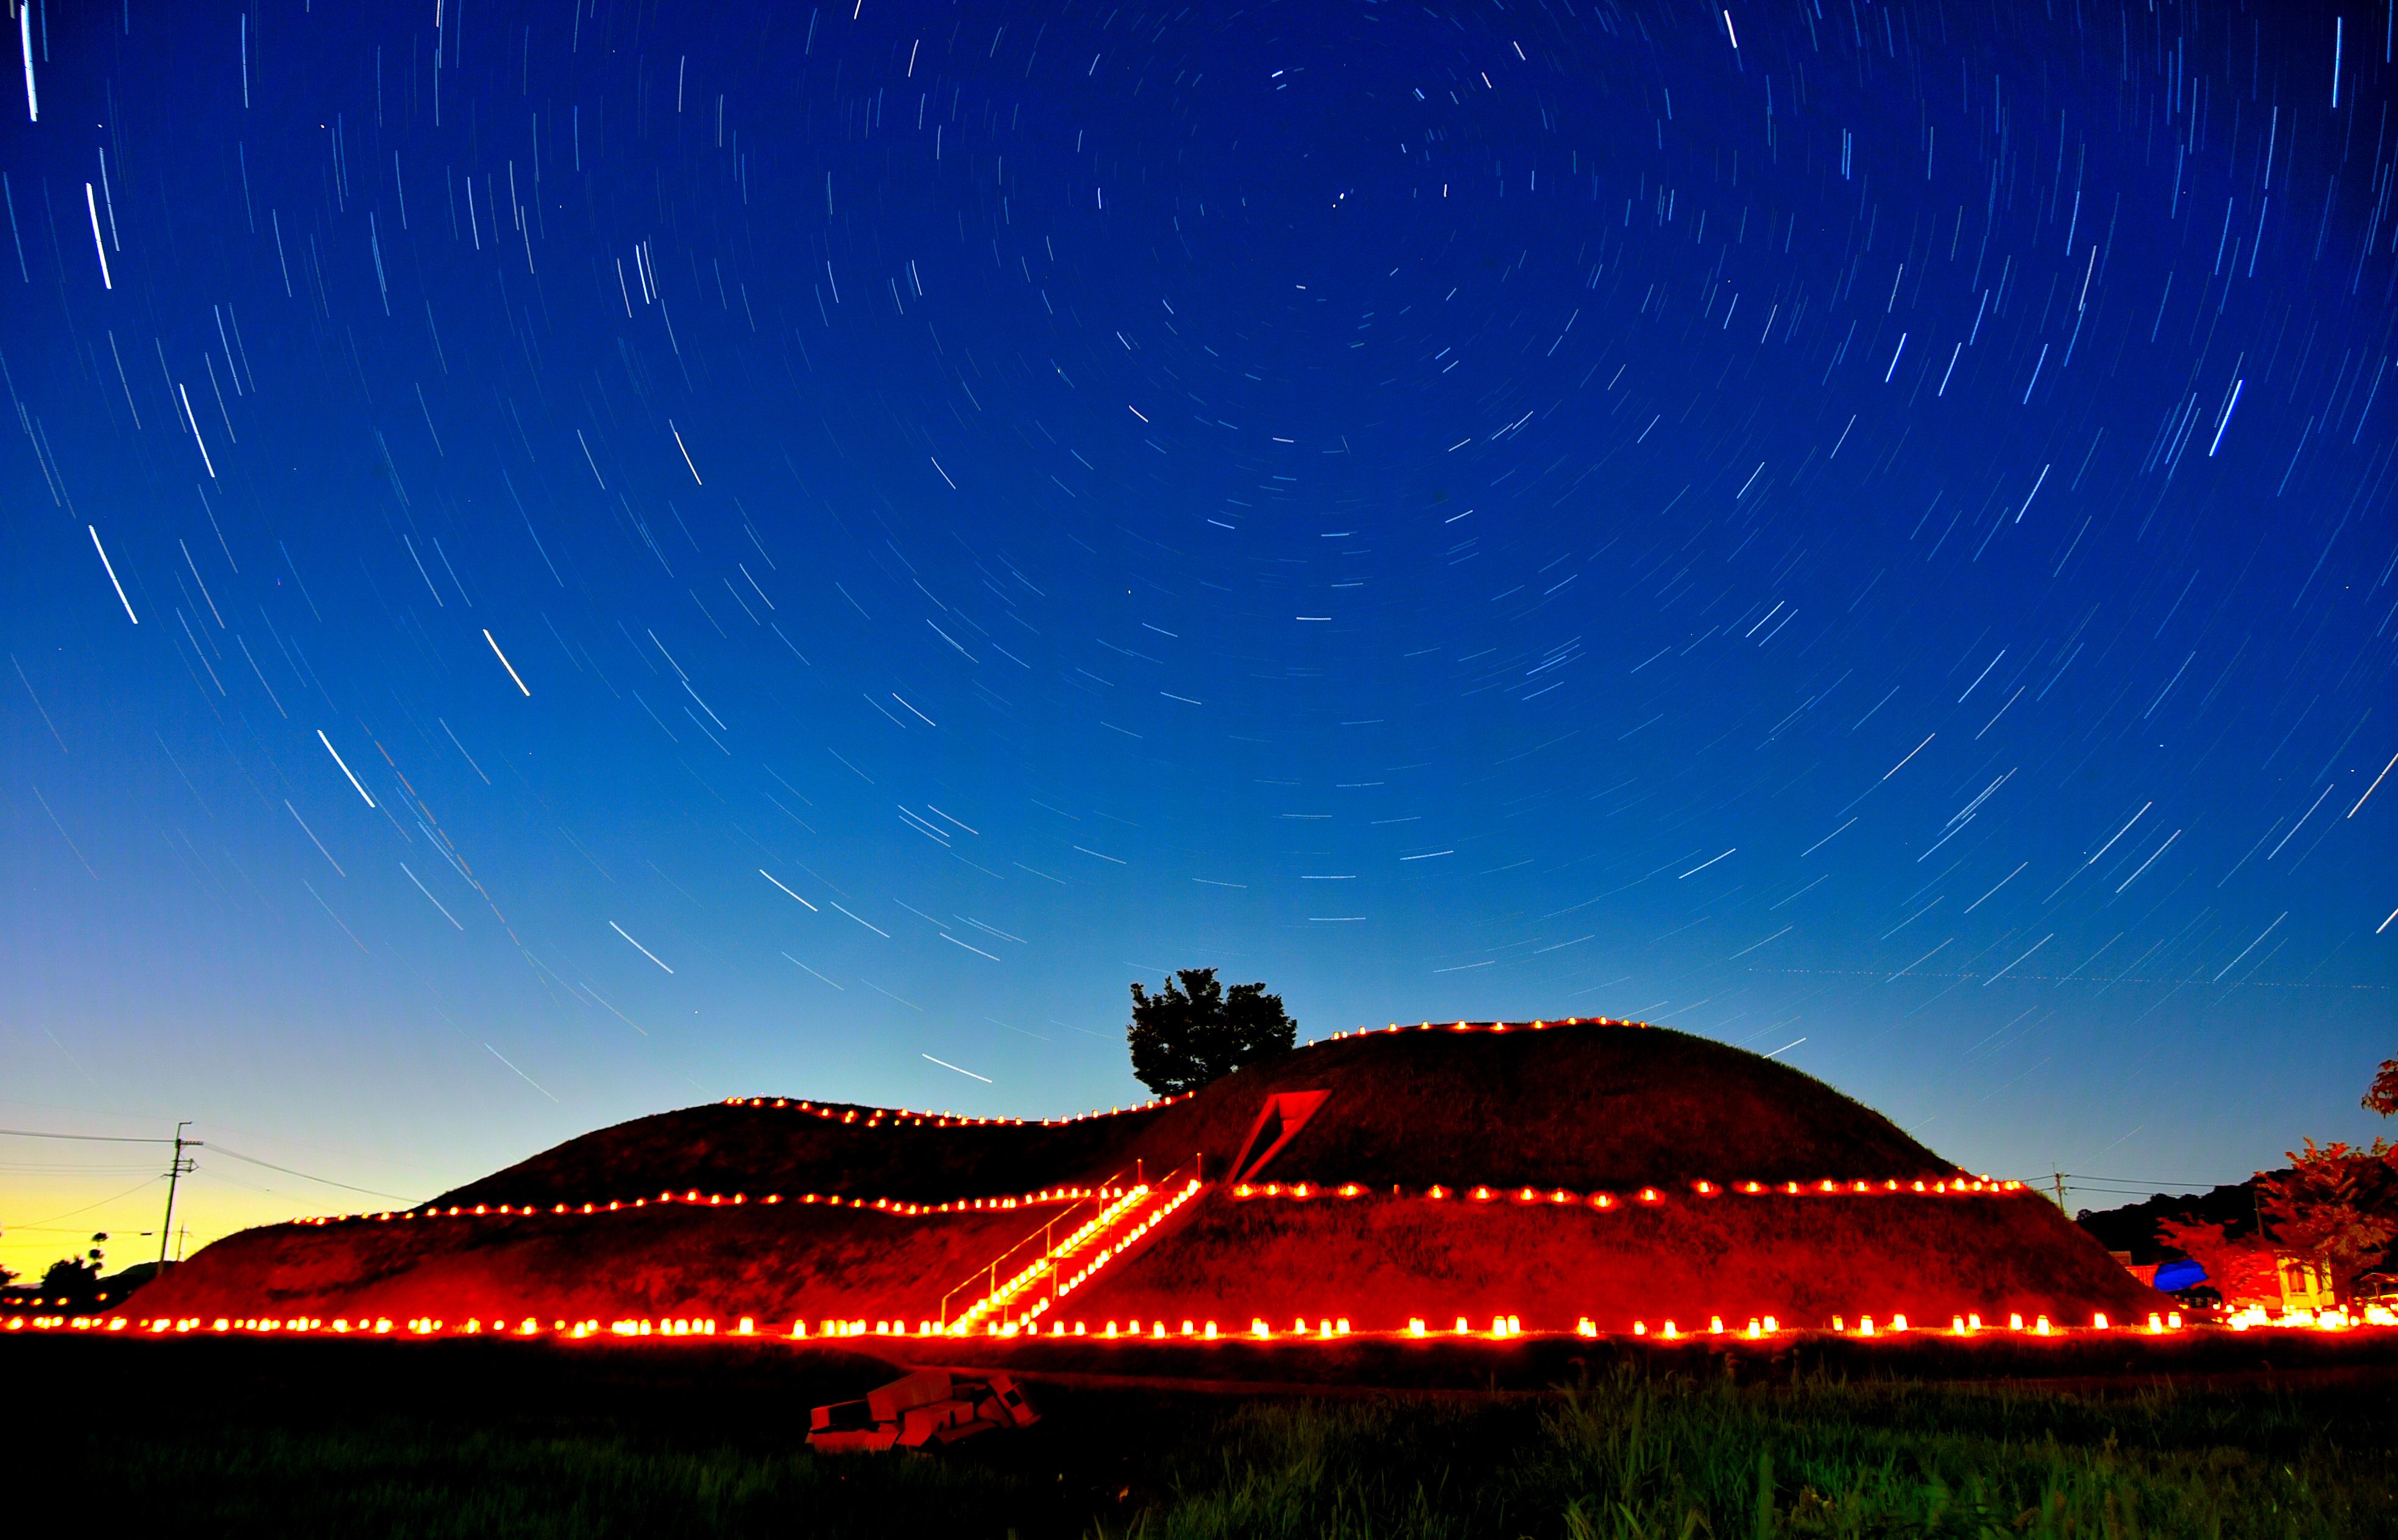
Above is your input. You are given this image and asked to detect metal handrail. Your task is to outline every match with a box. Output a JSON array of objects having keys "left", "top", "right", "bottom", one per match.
[
  {"left": 936, "top": 1170, "right": 1125, "bottom": 1329},
  {"left": 935, "top": 1153, "right": 1206, "bottom": 1330}
]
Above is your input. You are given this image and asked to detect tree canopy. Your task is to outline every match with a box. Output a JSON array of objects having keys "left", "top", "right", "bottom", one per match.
[
  {"left": 2255, "top": 1139, "right": 2397, "bottom": 1282},
  {"left": 2154, "top": 1065, "right": 2398, "bottom": 1301},
  {"left": 1126, "top": 968, "right": 1295, "bottom": 1096},
  {"left": 2365, "top": 1057, "right": 2398, "bottom": 1118},
  {"left": 40, "top": 1257, "right": 101, "bottom": 1302}
]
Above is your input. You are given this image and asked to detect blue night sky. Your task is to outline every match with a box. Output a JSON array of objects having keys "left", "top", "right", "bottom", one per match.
[{"left": 2, "top": 0, "right": 2392, "bottom": 1270}]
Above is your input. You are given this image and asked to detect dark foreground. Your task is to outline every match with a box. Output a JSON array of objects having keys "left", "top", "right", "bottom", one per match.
[{"left": 19, "top": 1333, "right": 2398, "bottom": 1538}]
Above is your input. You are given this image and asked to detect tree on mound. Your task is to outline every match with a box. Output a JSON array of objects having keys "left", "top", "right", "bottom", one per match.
[{"left": 1126, "top": 968, "right": 1295, "bottom": 1095}]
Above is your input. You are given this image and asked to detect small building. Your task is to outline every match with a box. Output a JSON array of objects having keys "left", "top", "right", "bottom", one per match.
[
  {"left": 2272, "top": 1254, "right": 2338, "bottom": 1312},
  {"left": 2107, "top": 1251, "right": 2160, "bottom": 1288},
  {"left": 2220, "top": 1252, "right": 2336, "bottom": 1313}
]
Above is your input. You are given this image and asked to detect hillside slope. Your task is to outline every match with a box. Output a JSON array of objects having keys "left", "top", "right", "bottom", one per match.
[
  {"left": 135, "top": 1021, "right": 2160, "bottom": 1332},
  {"left": 439, "top": 1020, "right": 1957, "bottom": 1211}
]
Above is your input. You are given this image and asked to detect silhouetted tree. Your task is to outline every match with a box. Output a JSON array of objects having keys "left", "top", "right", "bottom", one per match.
[
  {"left": 1126, "top": 968, "right": 1295, "bottom": 1095},
  {"left": 40, "top": 1257, "right": 101, "bottom": 1303}
]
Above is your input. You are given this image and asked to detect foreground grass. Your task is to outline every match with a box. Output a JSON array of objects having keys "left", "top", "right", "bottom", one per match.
[
  {"left": 19, "top": 1338, "right": 2396, "bottom": 1538},
  {"left": 1120, "top": 1368, "right": 2398, "bottom": 1538},
  {"left": 79, "top": 1424, "right": 1027, "bottom": 1536}
]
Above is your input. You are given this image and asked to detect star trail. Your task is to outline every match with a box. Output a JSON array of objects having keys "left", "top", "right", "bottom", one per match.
[{"left": 2, "top": 0, "right": 2392, "bottom": 1270}]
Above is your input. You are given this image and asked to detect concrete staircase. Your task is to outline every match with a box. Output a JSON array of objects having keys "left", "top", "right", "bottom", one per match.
[{"left": 941, "top": 1162, "right": 1204, "bottom": 1336}]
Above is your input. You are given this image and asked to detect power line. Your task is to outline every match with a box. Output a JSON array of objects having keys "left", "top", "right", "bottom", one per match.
[
  {"left": 158, "top": 1122, "right": 196, "bottom": 1275},
  {"left": 0, "top": 1127, "right": 177, "bottom": 1143},
  {"left": 2, "top": 1174, "right": 166, "bottom": 1232},
  {"left": 207, "top": 1144, "right": 414, "bottom": 1202},
  {"left": 1, "top": 1126, "right": 413, "bottom": 1202}
]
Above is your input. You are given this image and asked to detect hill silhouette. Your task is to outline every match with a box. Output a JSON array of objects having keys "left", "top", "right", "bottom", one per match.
[{"left": 133, "top": 1020, "right": 2160, "bottom": 1333}]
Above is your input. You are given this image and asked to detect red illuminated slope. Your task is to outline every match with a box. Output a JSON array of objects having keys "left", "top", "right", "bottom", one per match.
[
  {"left": 1053, "top": 1184, "right": 2157, "bottom": 1332},
  {"left": 130, "top": 1020, "right": 2163, "bottom": 1334}
]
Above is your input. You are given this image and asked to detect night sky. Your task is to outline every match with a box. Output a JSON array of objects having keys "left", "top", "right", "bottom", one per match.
[{"left": 4, "top": 0, "right": 2393, "bottom": 1274}]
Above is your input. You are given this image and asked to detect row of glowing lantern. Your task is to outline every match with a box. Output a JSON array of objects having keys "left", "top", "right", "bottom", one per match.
[
  {"left": 302, "top": 1017, "right": 1671, "bottom": 1232},
  {"left": 2228, "top": 1303, "right": 2398, "bottom": 1329},
  {"left": 868, "top": 1310, "right": 2182, "bottom": 1341},
  {"left": 703, "top": 1020, "right": 1651, "bottom": 1136},
  {"left": 1326, "top": 1019, "right": 1651, "bottom": 1037},
  {"left": 290, "top": 1170, "right": 2022, "bottom": 1233},
  {"left": 62, "top": 1308, "right": 2294, "bottom": 1340},
  {"left": 294, "top": 1183, "right": 1136, "bottom": 1230},
  {"left": 700, "top": 1017, "right": 1649, "bottom": 1142},
  {"left": 716, "top": 1089, "right": 1195, "bottom": 1127},
  {"left": 76, "top": 1316, "right": 768, "bottom": 1338},
  {"left": 1229, "top": 1177, "right": 2026, "bottom": 1205}
]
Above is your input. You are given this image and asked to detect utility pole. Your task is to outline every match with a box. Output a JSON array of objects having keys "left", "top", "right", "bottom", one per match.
[
  {"left": 2051, "top": 1170, "right": 2070, "bottom": 1212},
  {"left": 158, "top": 1123, "right": 198, "bottom": 1275}
]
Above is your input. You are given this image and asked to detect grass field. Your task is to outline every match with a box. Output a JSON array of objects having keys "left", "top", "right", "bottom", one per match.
[{"left": 18, "top": 1334, "right": 2397, "bottom": 1538}]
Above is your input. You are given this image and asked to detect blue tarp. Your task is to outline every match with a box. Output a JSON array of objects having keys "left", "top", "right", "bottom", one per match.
[{"left": 2152, "top": 1258, "right": 2207, "bottom": 1291}]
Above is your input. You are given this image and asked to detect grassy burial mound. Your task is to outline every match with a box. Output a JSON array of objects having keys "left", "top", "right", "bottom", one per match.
[
  {"left": 132, "top": 1021, "right": 2162, "bottom": 1333},
  {"left": 130, "top": 1201, "right": 1081, "bottom": 1328},
  {"left": 1117, "top": 1020, "right": 1966, "bottom": 1191},
  {"left": 1063, "top": 1021, "right": 2159, "bottom": 1330},
  {"left": 428, "top": 1097, "right": 1171, "bottom": 1210},
  {"left": 1077, "top": 1183, "right": 2152, "bottom": 1333}
]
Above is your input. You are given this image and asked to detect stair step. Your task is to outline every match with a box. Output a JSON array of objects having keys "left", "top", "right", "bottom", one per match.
[{"left": 945, "top": 1178, "right": 1203, "bottom": 1335}]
